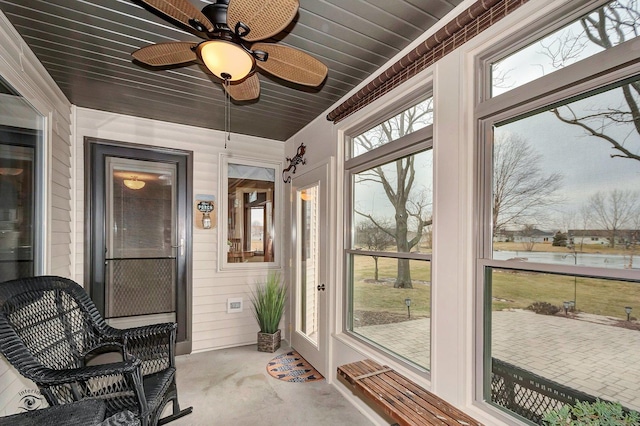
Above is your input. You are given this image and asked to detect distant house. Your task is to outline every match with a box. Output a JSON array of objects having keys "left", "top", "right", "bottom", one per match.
[
  {"left": 494, "top": 228, "right": 554, "bottom": 243},
  {"left": 494, "top": 229, "right": 515, "bottom": 242},
  {"left": 568, "top": 229, "right": 640, "bottom": 246},
  {"left": 513, "top": 228, "right": 554, "bottom": 244}
]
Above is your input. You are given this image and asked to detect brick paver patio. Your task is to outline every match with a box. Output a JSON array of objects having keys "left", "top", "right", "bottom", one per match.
[{"left": 355, "top": 309, "right": 640, "bottom": 411}]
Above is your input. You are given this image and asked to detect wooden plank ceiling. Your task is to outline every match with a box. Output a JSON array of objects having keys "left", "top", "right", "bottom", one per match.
[{"left": 0, "top": 0, "right": 462, "bottom": 141}]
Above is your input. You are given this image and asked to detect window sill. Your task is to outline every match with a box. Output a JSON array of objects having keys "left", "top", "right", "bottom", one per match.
[{"left": 332, "top": 330, "right": 430, "bottom": 387}]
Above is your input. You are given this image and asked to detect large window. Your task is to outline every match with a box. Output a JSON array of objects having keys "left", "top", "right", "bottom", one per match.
[
  {"left": 345, "top": 97, "right": 433, "bottom": 370},
  {"left": 479, "top": 1, "right": 640, "bottom": 423}
]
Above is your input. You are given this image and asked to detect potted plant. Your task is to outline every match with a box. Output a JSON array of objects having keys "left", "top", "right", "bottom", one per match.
[{"left": 250, "top": 271, "right": 286, "bottom": 352}]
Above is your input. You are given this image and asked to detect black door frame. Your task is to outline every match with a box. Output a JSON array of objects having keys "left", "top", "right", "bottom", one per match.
[{"left": 85, "top": 137, "right": 192, "bottom": 354}]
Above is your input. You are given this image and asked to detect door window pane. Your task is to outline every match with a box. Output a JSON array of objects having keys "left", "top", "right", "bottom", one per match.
[
  {"left": 297, "top": 185, "right": 319, "bottom": 343},
  {"left": 105, "top": 158, "right": 177, "bottom": 320}
]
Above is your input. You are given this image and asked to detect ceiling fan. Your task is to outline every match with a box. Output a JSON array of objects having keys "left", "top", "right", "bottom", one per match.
[{"left": 131, "top": 0, "right": 328, "bottom": 101}]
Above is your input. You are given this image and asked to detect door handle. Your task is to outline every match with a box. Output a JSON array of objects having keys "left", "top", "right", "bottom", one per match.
[
  {"left": 172, "top": 238, "right": 184, "bottom": 256},
  {"left": 317, "top": 283, "right": 325, "bottom": 291}
]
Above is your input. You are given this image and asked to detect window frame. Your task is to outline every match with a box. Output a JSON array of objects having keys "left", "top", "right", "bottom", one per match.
[
  {"left": 479, "top": 0, "right": 613, "bottom": 102},
  {"left": 474, "top": 0, "right": 640, "bottom": 418},
  {"left": 343, "top": 93, "right": 435, "bottom": 372},
  {"left": 218, "top": 154, "right": 282, "bottom": 271}
]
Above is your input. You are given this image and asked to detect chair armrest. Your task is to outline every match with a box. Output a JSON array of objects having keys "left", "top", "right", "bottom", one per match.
[
  {"left": 28, "top": 359, "right": 142, "bottom": 386},
  {"left": 102, "top": 322, "right": 176, "bottom": 342},
  {"left": 121, "top": 322, "right": 177, "bottom": 340},
  {"left": 108, "top": 323, "right": 177, "bottom": 374}
]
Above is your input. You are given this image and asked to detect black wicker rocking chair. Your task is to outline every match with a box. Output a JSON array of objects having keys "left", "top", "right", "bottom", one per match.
[{"left": 0, "top": 276, "right": 192, "bottom": 426}]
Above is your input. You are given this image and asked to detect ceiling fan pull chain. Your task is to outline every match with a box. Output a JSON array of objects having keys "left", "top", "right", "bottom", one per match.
[{"left": 224, "top": 78, "right": 230, "bottom": 149}]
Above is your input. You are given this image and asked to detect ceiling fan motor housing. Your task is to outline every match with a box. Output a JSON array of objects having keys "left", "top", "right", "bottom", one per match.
[{"left": 202, "top": 1, "right": 231, "bottom": 30}]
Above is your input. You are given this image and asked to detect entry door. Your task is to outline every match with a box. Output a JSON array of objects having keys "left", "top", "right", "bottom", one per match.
[
  {"left": 291, "top": 163, "right": 329, "bottom": 377},
  {"left": 87, "top": 140, "right": 191, "bottom": 354}
]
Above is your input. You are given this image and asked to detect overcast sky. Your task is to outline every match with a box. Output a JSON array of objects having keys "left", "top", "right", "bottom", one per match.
[{"left": 353, "top": 1, "right": 640, "bottom": 233}]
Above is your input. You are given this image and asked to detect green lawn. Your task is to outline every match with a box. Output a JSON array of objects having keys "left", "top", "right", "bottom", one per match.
[
  {"left": 490, "top": 269, "right": 640, "bottom": 319},
  {"left": 352, "top": 255, "right": 640, "bottom": 320},
  {"left": 353, "top": 256, "right": 431, "bottom": 317}
]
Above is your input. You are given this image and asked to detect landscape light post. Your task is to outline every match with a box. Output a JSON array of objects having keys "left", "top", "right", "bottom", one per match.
[
  {"left": 405, "top": 298, "right": 411, "bottom": 319},
  {"left": 625, "top": 306, "right": 632, "bottom": 321},
  {"left": 563, "top": 246, "right": 578, "bottom": 311}
]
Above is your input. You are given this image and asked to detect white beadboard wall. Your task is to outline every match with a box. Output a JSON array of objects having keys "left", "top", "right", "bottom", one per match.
[
  {"left": 0, "top": 12, "right": 72, "bottom": 415},
  {"left": 73, "top": 107, "right": 285, "bottom": 352}
]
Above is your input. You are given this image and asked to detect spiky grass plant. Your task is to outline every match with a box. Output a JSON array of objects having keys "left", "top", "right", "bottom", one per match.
[{"left": 250, "top": 271, "right": 286, "bottom": 334}]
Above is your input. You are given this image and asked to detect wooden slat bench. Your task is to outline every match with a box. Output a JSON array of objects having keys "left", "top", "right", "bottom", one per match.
[{"left": 338, "top": 360, "right": 483, "bottom": 426}]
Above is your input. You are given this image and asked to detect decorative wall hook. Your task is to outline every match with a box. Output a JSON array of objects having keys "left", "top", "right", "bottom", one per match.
[{"left": 282, "top": 143, "right": 307, "bottom": 183}]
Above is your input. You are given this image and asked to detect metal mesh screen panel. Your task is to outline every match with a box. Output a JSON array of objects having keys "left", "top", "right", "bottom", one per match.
[
  {"left": 491, "top": 358, "right": 600, "bottom": 423},
  {"left": 106, "top": 258, "right": 175, "bottom": 318}
]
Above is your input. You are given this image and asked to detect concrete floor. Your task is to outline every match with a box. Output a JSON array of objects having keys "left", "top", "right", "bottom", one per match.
[{"left": 169, "top": 344, "right": 373, "bottom": 426}]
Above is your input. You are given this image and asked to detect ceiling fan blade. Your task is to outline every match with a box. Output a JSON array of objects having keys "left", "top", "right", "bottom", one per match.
[
  {"left": 227, "top": 0, "right": 298, "bottom": 42},
  {"left": 138, "top": 0, "right": 214, "bottom": 32},
  {"left": 253, "top": 43, "right": 327, "bottom": 87},
  {"left": 223, "top": 73, "right": 260, "bottom": 101},
  {"left": 132, "top": 42, "right": 198, "bottom": 66}
]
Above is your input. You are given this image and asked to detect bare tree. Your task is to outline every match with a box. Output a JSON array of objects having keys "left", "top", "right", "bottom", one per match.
[
  {"left": 546, "top": 1, "right": 640, "bottom": 161},
  {"left": 492, "top": 133, "right": 563, "bottom": 235},
  {"left": 354, "top": 99, "right": 433, "bottom": 288},
  {"left": 356, "top": 221, "right": 395, "bottom": 281},
  {"left": 578, "top": 205, "right": 593, "bottom": 252},
  {"left": 519, "top": 224, "right": 538, "bottom": 251},
  {"left": 626, "top": 213, "right": 640, "bottom": 268},
  {"left": 587, "top": 189, "right": 639, "bottom": 248}
]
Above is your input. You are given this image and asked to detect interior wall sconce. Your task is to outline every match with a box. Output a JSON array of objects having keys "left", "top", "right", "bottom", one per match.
[
  {"left": 283, "top": 143, "right": 306, "bottom": 183},
  {"left": 123, "top": 176, "right": 145, "bottom": 190},
  {"left": 202, "top": 212, "right": 212, "bottom": 229}
]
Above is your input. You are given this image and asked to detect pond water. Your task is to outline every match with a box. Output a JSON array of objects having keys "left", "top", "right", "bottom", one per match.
[{"left": 493, "top": 250, "right": 639, "bottom": 269}]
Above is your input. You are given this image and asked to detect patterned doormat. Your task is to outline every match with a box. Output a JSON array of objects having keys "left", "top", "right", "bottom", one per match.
[{"left": 266, "top": 350, "right": 324, "bottom": 383}]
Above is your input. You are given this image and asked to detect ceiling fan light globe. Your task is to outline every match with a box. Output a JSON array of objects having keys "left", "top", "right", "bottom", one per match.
[{"left": 198, "top": 40, "right": 254, "bottom": 82}]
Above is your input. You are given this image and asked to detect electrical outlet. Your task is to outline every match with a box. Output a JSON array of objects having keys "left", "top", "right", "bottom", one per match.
[{"left": 227, "top": 297, "right": 243, "bottom": 313}]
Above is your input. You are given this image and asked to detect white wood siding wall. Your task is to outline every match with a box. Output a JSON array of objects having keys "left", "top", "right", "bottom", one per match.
[
  {"left": 73, "top": 108, "right": 285, "bottom": 352},
  {"left": 0, "top": 12, "right": 72, "bottom": 415}
]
